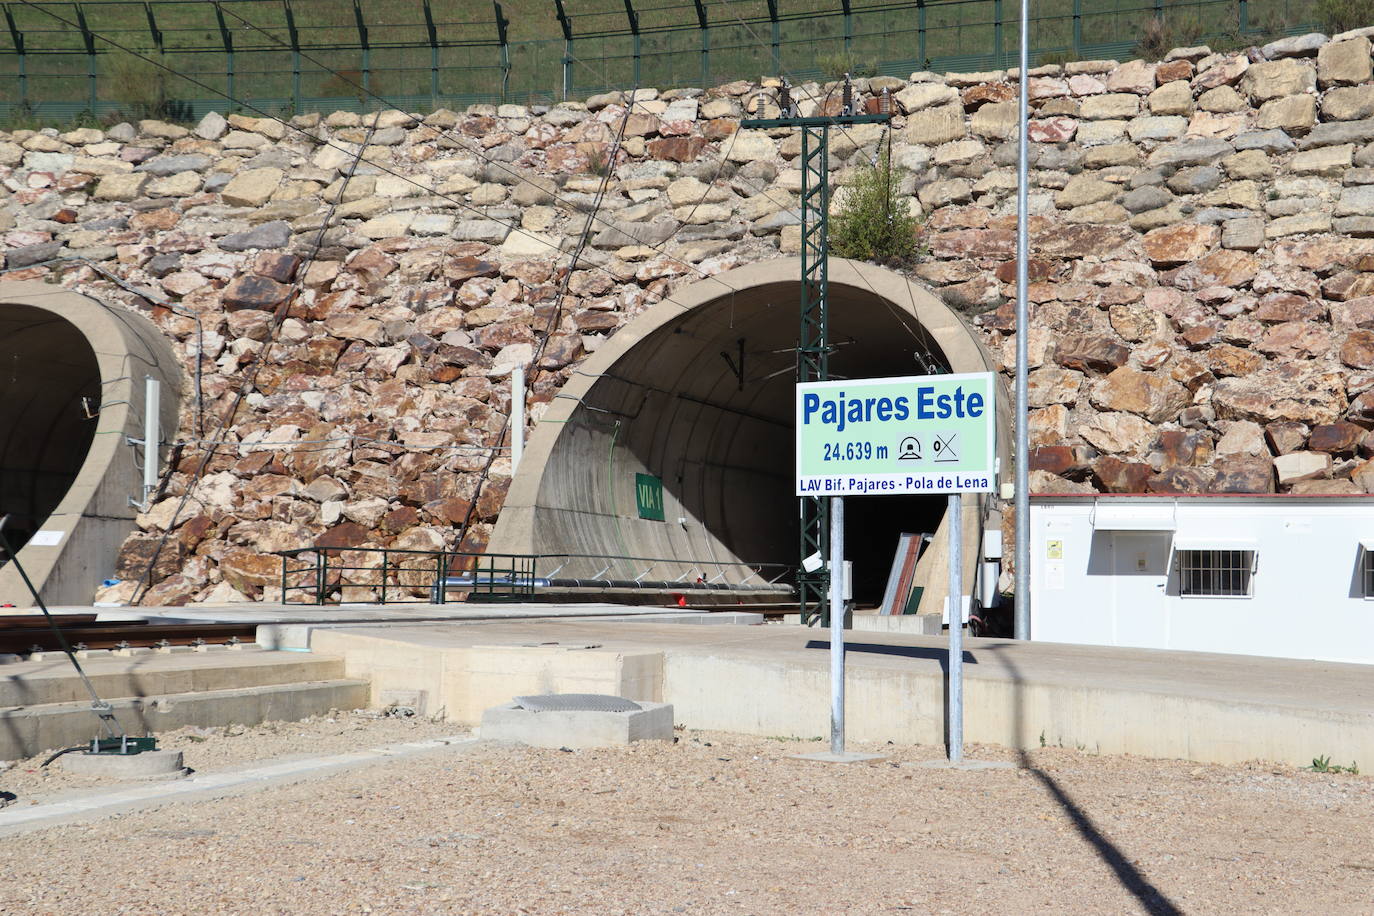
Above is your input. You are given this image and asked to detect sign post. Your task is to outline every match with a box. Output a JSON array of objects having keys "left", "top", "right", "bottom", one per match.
[
  {"left": 947, "top": 491, "right": 964, "bottom": 763},
  {"left": 829, "top": 496, "right": 845, "bottom": 757},
  {"left": 796, "top": 372, "right": 996, "bottom": 762}
]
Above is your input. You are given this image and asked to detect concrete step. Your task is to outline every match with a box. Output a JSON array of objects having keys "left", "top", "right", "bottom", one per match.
[
  {"left": 0, "top": 679, "right": 370, "bottom": 761},
  {"left": 0, "top": 647, "right": 347, "bottom": 708}
]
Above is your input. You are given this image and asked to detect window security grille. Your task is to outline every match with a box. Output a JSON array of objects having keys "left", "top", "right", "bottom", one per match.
[
  {"left": 1363, "top": 547, "right": 1374, "bottom": 599},
  {"left": 1176, "top": 549, "right": 1255, "bottom": 598}
]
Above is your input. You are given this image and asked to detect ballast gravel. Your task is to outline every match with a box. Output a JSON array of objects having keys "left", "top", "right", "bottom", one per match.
[{"left": 2, "top": 726, "right": 1372, "bottom": 915}]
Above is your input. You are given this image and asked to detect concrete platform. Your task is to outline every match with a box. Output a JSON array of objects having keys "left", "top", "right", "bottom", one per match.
[{"left": 309, "top": 619, "right": 1374, "bottom": 768}]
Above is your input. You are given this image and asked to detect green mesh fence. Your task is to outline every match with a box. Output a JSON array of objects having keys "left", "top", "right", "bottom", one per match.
[{"left": 0, "top": 0, "right": 1313, "bottom": 121}]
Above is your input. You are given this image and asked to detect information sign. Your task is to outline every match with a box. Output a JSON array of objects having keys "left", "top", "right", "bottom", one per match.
[
  {"left": 795, "top": 372, "right": 997, "bottom": 497},
  {"left": 635, "top": 473, "right": 665, "bottom": 521}
]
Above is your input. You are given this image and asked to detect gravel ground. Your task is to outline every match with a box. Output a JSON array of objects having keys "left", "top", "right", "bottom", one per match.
[
  {"left": 0, "top": 710, "right": 459, "bottom": 801},
  {"left": 2, "top": 724, "right": 1372, "bottom": 915}
]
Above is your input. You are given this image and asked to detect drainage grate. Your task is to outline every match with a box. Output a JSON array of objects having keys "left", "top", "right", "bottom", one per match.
[{"left": 514, "top": 694, "right": 642, "bottom": 713}]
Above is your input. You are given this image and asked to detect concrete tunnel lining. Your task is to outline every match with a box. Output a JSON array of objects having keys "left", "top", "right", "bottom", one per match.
[
  {"left": 0, "top": 281, "right": 182, "bottom": 607},
  {"left": 490, "top": 258, "right": 1011, "bottom": 610}
]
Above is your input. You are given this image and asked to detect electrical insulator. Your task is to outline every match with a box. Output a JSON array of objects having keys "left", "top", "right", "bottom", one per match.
[
  {"left": 842, "top": 74, "right": 852, "bottom": 115},
  {"left": 779, "top": 80, "right": 792, "bottom": 118}
]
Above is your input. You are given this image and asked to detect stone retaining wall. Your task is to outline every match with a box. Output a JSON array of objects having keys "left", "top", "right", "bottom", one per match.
[{"left": 4, "top": 29, "right": 1374, "bottom": 604}]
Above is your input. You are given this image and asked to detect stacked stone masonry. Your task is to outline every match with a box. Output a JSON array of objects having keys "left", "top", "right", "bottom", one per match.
[{"left": 4, "top": 30, "right": 1374, "bottom": 604}]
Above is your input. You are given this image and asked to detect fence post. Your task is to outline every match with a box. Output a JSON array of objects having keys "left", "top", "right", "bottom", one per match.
[
  {"left": 1239, "top": 0, "right": 1249, "bottom": 33},
  {"left": 353, "top": 0, "right": 370, "bottom": 107},
  {"left": 494, "top": 2, "right": 511, "bottom": 104},
  {"left": 692, "top": 0, "right": 709, "bottom": 88},
  {"left": 623, "top": 0, "right": 640, "bottom": 89},
  {"left": 994, "top": 0, "right": 1004, "bottom": 70},
  {"left": 283, "top": 0, "right": 302, "bottom": 113},
  {"left": 841, "top": 0, "right": 852, "bottom": 56},
  {"left": 75, "top": 4, "right": 97, "bottom": 115},
  {"left": 766, "top": 0, "right": 780, "bottom": 74},
  {"left": 144, "top": 4, "right": 163, "bottom": 55},
  {"left": 917, "top": 0, "right": 927, "bottom": 69},
  {"left": 4, "top": 7, "right": 26, "bottom": 110},
  {"left": 213, "top": 2, "right": 235, "bottom": 108},
  {"left": 554, "top": 0, "right": 572, "bottom": 100},
  {"left": 424, "top": 0, "right": 441, "bottom": 110},
  {"left": 1072, "top": 0, "right": 1082, "bottom": 59}
]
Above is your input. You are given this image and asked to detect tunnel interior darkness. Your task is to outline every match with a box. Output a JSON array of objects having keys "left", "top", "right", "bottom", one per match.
[
  {"left": 0, "top": 305, "right": 101, "bottom": 560},
  {"left": 528, "top": 276, "right": 968, "bottom": 606}
]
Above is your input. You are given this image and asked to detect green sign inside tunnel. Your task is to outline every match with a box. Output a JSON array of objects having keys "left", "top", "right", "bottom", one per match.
[{"left": 635, "top": 474, "right": 665, "bottom": 521}]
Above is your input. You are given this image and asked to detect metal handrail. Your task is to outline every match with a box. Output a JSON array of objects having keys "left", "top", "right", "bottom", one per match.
[{"left": 275, "top": 547, "right": 795, "bottom": 606}]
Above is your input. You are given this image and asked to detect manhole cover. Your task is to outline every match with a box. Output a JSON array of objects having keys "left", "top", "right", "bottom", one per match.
[{"left": 514, "top": 694, "right": 642, "bottom": 713}]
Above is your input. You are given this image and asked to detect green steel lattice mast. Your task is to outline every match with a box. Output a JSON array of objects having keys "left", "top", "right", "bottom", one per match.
[{"left": 742, "top": 87, "right": 889, "bottom": 625}]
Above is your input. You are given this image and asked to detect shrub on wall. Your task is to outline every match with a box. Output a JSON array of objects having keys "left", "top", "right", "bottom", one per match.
[{"left": 829, "top": 151, "right": 922, "bottom": 269}]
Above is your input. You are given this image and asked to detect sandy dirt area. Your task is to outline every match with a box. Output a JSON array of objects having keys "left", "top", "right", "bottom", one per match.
[{"left": 2, "top": 723, "right": 1372, "bottom": 915}]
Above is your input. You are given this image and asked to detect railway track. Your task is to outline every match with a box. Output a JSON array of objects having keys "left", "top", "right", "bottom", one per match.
[{"left": 0, "top": 616, "right": 257, "bottom": 656}]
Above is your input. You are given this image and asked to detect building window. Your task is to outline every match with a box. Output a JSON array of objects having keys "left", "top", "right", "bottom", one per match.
[
  {"left": 1363, "top": 544, "right": 1374, "bottom": 599},
  {"left": 1175, "top": 549, "right": 1255, "bottom": 598}
]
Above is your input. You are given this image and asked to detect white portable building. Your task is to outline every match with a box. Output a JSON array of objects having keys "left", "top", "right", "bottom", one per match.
[{"left": 1031, "top": 495, "right": 1374, "bottom": 664}]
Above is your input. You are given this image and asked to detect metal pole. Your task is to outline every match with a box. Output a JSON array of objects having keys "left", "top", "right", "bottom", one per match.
[
  {"left": 143, "top": 377, "right": 160, "bottom": 508},
  {"left": 1013, "top": 0, "right": 1031, "bottom": 641},
  {"left": 947, "top": 492, "right": 964, "bottom": 763},
  {"left": 511, "top": 366, "right": 525, "bottom": 473},
  {"left": 829, "top": 495, "right": 845, "bottom": 756}
]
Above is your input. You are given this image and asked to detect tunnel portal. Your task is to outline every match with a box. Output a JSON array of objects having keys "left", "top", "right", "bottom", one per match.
[
  {"left": 490, "top": 258, "right": 1007, "bottom": 610},
  {"left": 0, "top": 305, "right": 101, "bottom": 559}
]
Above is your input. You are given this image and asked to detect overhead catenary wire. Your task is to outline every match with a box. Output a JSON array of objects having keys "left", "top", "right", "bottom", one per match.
[
  {"left": 713, "top": 0, "right": 938, "bottom": 338},
  {"left": 199, "top": 0, "right": 778, "bottom": 308},
  {"left": 21, "top": 0, "right": 911, "bottom": 366},
  {"left": 455, "top": 80, "right": 639, "bottom": 553},
  {"left": 18, "top": 0, "right": 929, "bottom": 361},
  {"left": 17, "top": 0, "right": 955, "bottom": 595},
  {"left": 127, "top": 116, "right": 380, "bottom": 606},
  {"left": 11, "top": 0, "right": 758, "bottom": 314},
  {"left": 17, "top": 12, "right": 946, "bottom": 413},
  {"left": 165, "top": 0, "right": 896, "bottom": 358}
]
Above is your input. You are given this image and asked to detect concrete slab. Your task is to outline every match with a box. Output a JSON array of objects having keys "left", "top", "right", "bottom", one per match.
[{"left": 481, "top": 699, "right": 674, "bottom": 748}]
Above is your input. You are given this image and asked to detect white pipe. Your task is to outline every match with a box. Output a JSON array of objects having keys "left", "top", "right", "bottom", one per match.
[
  {"left": 511, "top": 366, "right": 525, "bottom": 473},
  {"left": 143, "top": 376, "right": 159, "bottom": 508}
]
